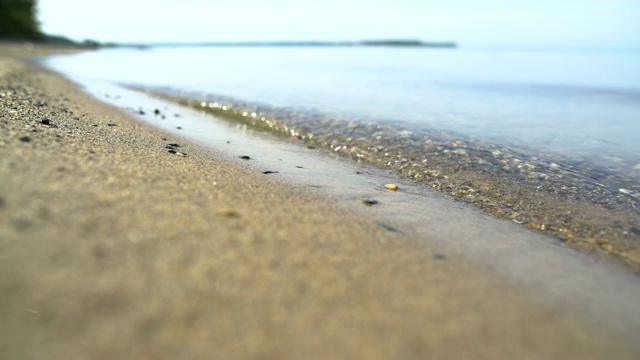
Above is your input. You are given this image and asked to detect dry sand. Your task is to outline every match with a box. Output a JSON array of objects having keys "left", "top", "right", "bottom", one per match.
[{"left": 1, "top": 43, "right": 638, "bottom": 359}]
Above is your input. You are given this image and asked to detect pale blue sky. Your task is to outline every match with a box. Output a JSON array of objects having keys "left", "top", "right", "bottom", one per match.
[{"left": 38, "top": 0, "right": 640, "bottom": 47}]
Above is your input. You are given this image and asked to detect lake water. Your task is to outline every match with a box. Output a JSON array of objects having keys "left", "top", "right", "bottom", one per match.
[{"left": 45, "top": 46, "right": 640, "bottom": 167}]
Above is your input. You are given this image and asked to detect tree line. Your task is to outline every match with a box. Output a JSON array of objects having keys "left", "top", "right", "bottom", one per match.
[{"left": 0, "top": 0, "right": 43, "bottom": 39}]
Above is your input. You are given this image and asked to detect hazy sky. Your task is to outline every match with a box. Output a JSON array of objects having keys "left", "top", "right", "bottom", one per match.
[{"left": 38, "top": 0, "right": 640, "bottom": 47}]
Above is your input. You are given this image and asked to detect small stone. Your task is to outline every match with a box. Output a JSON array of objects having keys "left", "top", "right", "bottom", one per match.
[
  {"left": 362, "top": 199, "right": 379, "bottom": 206},
  {"left": 263, "top": 171, "right": 278, "bottom": 174},
  {"left": 166, "top": 143, "right": 180, "bottom": 148},
  {"left": 154, "top": 109, "right": 161, "bottom": 115},
  {"left": 107, "top": 123, "right": 117, "bottom": 127},
  {"left": 217, "top": 209, "right": 239, "bottom": 218},
  {"left": 239, "top": 155, "right": 251, "bottom": 160},
  {"left": 19, "top": 136, "right": 31, "bottom": 142},
  {"left": 168, "top": 149, "right": 187, "bottom": 156},
  {"left": 40, "top": 119, "right": 50, "bottom": 125},
  {"left": 376, "top": 221, "right": 400, "bottom": 233},
  {"left": 384, "top": 183, "right": 398, "bottom": 191},
  {"left": 176, "top": 126, "right": 182, "bottom": 130}
]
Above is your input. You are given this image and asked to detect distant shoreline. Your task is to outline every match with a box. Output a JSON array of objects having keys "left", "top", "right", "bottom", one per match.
[{"left": 116, "top": 40, "right": 457, "bottom": 49}]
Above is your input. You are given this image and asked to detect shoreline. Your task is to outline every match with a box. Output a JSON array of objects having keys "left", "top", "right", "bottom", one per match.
[
  {"left": 2, "top": 44, "right": 640, "bottom": 358},
  {"left": 143, "top": 86, "right": 640, "bottom": 273}
]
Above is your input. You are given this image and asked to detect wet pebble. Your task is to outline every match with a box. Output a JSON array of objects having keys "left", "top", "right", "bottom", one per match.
[{"left": 168, "top": 149, "right": 188, "bottom": 156}]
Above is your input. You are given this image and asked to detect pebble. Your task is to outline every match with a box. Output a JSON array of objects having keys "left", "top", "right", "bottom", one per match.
[
  {"left": 384, "top": 183, "right": 398, "bottom": 191},
  {"left": 239, "top": 155, "right": 251, "bottom": 160},
  {"left": 168, "top": 149, "right": 187, "bottom": 156},
  {"left": 19, "top": 136, "right": 31, "bottom": 142},
  {"left": 40, "top": 119, "right": 50, "bottom": 125},
  {"left": 362, "top": 199, "right": 379, "bottom": 206},
  {"left": 217, "top": 209, "right": 239, "bottom": 217},
  {"left": 263, "top": 170, "right": 278, "bottom": 174},
  {"left": 166, "top": 143, "right": 180, "bottom": 148}
]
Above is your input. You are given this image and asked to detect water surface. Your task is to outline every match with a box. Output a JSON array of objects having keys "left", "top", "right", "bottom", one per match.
[{"left": 46, "top": 46, "right": 640, "bottom": 164}]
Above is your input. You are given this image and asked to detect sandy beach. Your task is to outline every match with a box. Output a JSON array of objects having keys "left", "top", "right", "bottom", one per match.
[{"left": 1, "top": 43, "right": 639, "bottom": 359}]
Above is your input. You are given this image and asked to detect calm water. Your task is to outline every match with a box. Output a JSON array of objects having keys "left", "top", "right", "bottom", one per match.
[{"left": 46, "top": 46, "right": 640, "bottom": 162}]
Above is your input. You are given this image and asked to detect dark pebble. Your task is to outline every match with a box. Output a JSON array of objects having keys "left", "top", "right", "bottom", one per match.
[
  {"left": 375, "top": 221, "right": 400, "bottom": 233},
  {"left": 433, "top": 254, "right": 447, "bottom": 260},
  {"left": 296, "top": 166, "right": 304, "bottom": 168},
  {"left": 362, "top": 199, "right": 379, "bottom": 206},
  {"left": 240, "top": 155, "right": 251, "bottom": 160},
  {"left": 167, "top": 149, "right": 188, "bottom": 156},
  {"left": 40, "top": 119, "right": 50, "bottom": 125},
  {"left": 19, "top": 136, "right": 31, "bottom": 142},
  {"left": 154, "top": 109, "right": 161, "bottom": 115},
  {"left": 263, "top": 171, "right": 279, "bottom": 174},
  {"left": 107, "top": 123, "right": 117, "bottom": 127},
  {"left": 176, "top": 126, "right": 182, "bottom": 130},
  {"left": 166, "top": 143, "right": 180, "bottom": 147}
]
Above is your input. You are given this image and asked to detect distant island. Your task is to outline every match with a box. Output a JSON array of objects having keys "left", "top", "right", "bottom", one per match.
[{"left": 118, "top": 40, "right": 457, "bottom": 49}]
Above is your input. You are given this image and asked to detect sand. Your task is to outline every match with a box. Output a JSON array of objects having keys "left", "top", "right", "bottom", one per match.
[{"left": 1, "top": 43, "right": 639, "bottom": 359}]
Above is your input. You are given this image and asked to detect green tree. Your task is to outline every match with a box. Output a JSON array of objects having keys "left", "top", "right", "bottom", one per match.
[{"left": 0, "top": 0, "right": 43, "bottom": 39}]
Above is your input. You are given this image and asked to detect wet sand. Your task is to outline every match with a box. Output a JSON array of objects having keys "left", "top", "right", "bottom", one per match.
[
  {"left": 148, "top": 88, "right": 640, "bottom": 273},
  {"left": 1, "top": 43, "right": 639, "bottom": 359}
]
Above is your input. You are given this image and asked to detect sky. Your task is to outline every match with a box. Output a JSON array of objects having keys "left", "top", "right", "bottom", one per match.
[{"left": 37, "top": 0, "right": 640, "bottom": 47}]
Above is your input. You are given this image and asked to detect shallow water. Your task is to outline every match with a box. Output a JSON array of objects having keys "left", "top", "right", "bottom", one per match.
[{"left": 45, "top": 46, "right": 640, "bottom": 165}]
